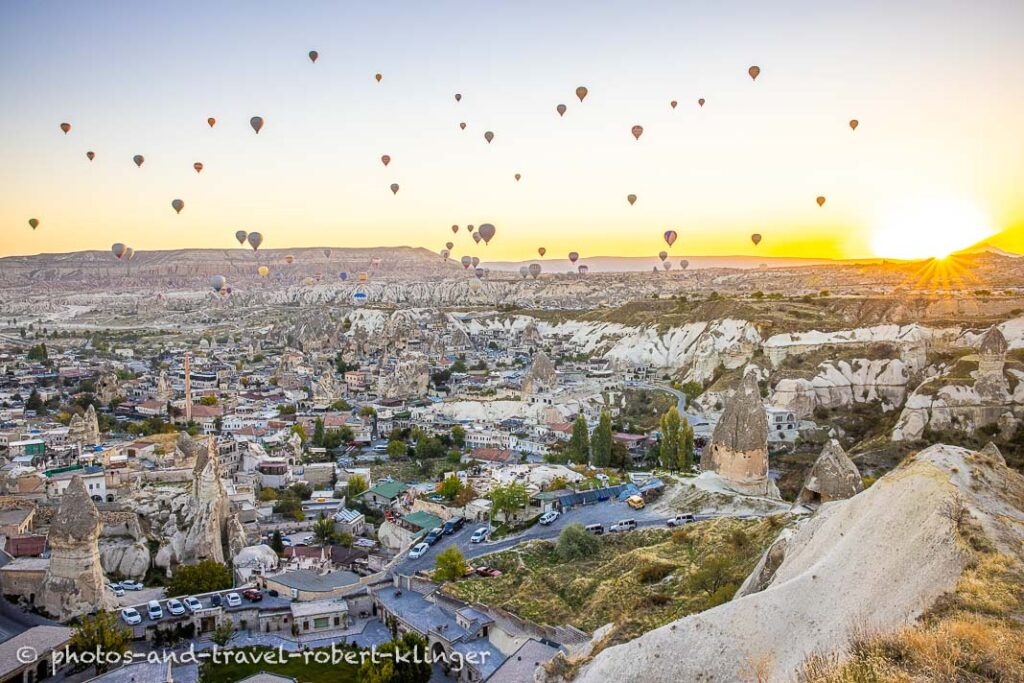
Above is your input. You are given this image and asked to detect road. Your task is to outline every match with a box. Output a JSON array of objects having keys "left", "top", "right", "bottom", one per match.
[{"left": 635, "top": 382, "right": 688, "bottom": 415}]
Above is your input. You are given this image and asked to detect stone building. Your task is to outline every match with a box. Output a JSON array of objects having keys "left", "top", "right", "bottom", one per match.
[
  {"left": 36, "top": 475, "right": 117, "bottom": 621},
  {"left": 701, "top": 373, "right": 779, "bottom": 498},
  {"left": 796, "top": 439, "right": 864, "bottom": 508}
]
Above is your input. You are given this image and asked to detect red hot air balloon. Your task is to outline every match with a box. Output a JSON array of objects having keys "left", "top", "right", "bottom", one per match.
[
  {"left": 670, "top": 100, "right": 678, "bottom": 109},
  {"left": 193, "top": 162, "right": 203, "bottom": 173},
  {"left": 60, "top": 122, "right": 71, "bottom": 134},
  {"left": 538, "top": 247, "right": 546, "bottom": 257},
  {"left": 86, "top": 151, "right": 95, "bottom": 161},
  {"left": 381, "top": 155, "right": 391, "bottom": 166},
  {"left": 631, "top": 125, "right": 643, "bottom": 140},
  {"left": 568, "top": 251, "right": 579, "bottom": 264},
  {"left": 451, "top": 225, "right": 459, "bottom": 234},
  {"left": 698, "top": 98, "right": 706, "bottom": 107},
  {"left": 207, "top": 117, "right": 216, "bottom": 127}
]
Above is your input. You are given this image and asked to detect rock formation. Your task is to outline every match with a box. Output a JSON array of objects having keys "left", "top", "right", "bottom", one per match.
[
  {"left": 378, "top": 354, "right": 430, "bottom": 399},
  {"left": 99, "top": 512, "right": 151, "bottom": 579},
  {"left": 522, "top": 350, "right": 558, "bottom": 395},
  {"left": 311, "top": 371, "right": 342, "bottom": 403},
  {"left": 701, "top": 372, "right": 779, "bottom": 497},
  {"left": 68, "top": 404, "right": 101, "bottom": 446},
  {"left": 772, "top": 359, "right": 910, "bottom": 419},
  {"left": 94, "top": 372, "right": 123, "bottom": 405},
  {"left": 155, "top": 370, "right": 173, "bottom": 401},
  {"left": 795, "top": 439, "right": 863, "bottom": 508},
  {"left": 37, "top": 475, "right": 117, "bottom": 621}
]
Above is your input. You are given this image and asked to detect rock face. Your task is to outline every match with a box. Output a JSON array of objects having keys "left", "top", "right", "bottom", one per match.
[
  {"left": 94, "top": 372, "right": 123, "bottom": 405},
  {"left": 378, "top": 354, "right": 430, "bottom": 400},
  {"left": 771, "top": 359, "right": 910, "bottom": 418},
  {"left": 701, "top": 373, "right": 779, "bottom": 497},
  {"left": 796, "top": 439, "right": 863, "bottom": 508},
  {"left": 37, "top": 476, "right": 117, "bottom": 621},
  {"left": 68, "top": 404, "right": 101, "bottom": 445},
  {"left": 567, "top": 444, "right": 1024, "bottom": 683},
  {"left": 311, "top": 371, "right": 342, "bottom": 403},
  {"left": 99, "top": 512, "right": 150, "bottom": 579},
  {"left": 522, "top": 350, "right": 558, "bottom": 395}
]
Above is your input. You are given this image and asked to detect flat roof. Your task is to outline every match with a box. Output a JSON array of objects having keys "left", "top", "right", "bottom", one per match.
[{"left": 266, "top": 568, "right": 360, "bottom": 593}]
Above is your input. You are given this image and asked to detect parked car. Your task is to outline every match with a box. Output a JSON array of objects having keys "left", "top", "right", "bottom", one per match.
[
  {"left": 610, "top": 519, "right": 637, "bottom": 533},
  {"left": 243, "top": 588, "right": 263, "bottom": 602},
  {"left": 166, "top": 598, "right": 186, "bottom": 616},
  {"left": 475, "top": 566, "right": 503, "bottom": 577},
  {"left": 120, "top": 580, "right": 143, "bottom": 591},
  {"left": 107, "top": 583, "right": 125, "bottom": 597},
  {"left": 538, "top": 511, "right": 560, "bottom": 525},
  {"left": 626, "top": 495, "right": 646, "bottom": 510},
  {"left": 281, "top": 537, "right": 294, "bottom": 547},
  {"left": 183, "top": 596, "right": 203, "bottom": 612},
  {"left": 225, "top": 592, "right": 242, "bottom": 607},
  {"left": 666, "top": 514, "right": 695, "bottom": 527},
  {"left": 584, "top": 523, "right": 605, "bottom": 535},
  {"left": 210, "top": 594, "right": 223, "bottom": 607},
  {"left": 267, "top": 589, "right": 279, "bottom": 598},
  {"left": 302, "top": 535, "right": 314, "bottom": 544},
  {"left": 409, "top": 542, "right": 430, "bottom": 559},
  {"left": 470, "top": 527, "right": 489, "bottom": 543},
  {"left": 442, "top": 516, "right": 465, "bottom": 535},
  {"left": 353, "top": 538, "right": 376, "bottom": 548},
  {"left": 424, "top": 527, "right": 445, "bottom": 545},
  {"left": 146, "top": 600, "right": 163, "bottom": 620},
  {"left": 121, "top": 607, "right": 142, "bottom": 625}
]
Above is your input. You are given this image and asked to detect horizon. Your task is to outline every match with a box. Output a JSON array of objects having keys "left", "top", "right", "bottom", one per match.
[{"left": 3, "top": 1, "right": 1024, "bottom": 263}]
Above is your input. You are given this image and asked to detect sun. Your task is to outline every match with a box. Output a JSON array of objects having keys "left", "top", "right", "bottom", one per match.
[{"left": 871, "top": 198, "right": 995, "bottom": 260}]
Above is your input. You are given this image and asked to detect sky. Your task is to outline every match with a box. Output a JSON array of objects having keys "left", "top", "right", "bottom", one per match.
[{"left": 2, "top": 0, "right": 1024, "bottom": 262}]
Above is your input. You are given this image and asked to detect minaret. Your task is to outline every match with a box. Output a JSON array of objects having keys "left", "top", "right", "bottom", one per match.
[{"left": 184, "top": 351, "right": 193, "bottom": 422}]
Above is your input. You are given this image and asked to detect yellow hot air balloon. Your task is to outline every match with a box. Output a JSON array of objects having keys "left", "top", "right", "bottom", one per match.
[
  {"left": 556, "top": 104, "right": 567, "bottom": 117},
  {"left": 171, "top": 199, "right": 184, "bottom": 214},
  {"left": 60, "top": 122, "right": 71, "bottom": 134},
  {"left": 631, "top": 125, "right": 643, "bottom": 140},
  {"left": 258, "top": 265, "right": 270, "bottom": 277},
  {"left": 627, "top": 194, "right": 637, "bottom": 206},
  {"left": 575, "top": 86, "right": 588, "bottom": 102},
  {"left": 748, "top": 65, "right": 761, "bottom": 80},
  {"left": 816, "top": 196, "right": 826, "bottom": 207},
  {"left": 849, "top": 119, "right": 859, "bottom": 131}
]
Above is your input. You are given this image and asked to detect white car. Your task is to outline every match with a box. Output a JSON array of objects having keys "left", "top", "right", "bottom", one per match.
[
  {"left": 609, "top": 519, "right": 637, "bottom": 533},
  {"left": 225, "top": 592, "right": 242, "bottom": 608},
  {"left": 666, "top": 514, "right": 695, "bottom": 527},
  {"left": 107, "top": 583, "right": 125, "bottom": 597},
  {"left": 353, "top": 538, "right": 376, "bottom": 548},
  {"left": 183, "top": 596, "right": 203, "bottom": 612},
  {"left": 538, "top": 511, "right": 560, "bottom": 525},
  {"left": 146, "top": 600, "right": 163, "bottom": 620},
  {"left": 121, "top": 607, "right": 142, "bottom": 625},
  {"left": 409, "top": 542, "right": 430, "bottom": 559},
  {"left": 166, "top": 598, "right": 186, "bottom": 616},
  {"left": 470, "top": 527, "right": 488, "bottom": 543},
  {"left": 302, "top": 535, "right": 314, "bottom": 544},
  {"left": 120, "top": 580, "right": 144, "bottom": 591},
  {"left": 281, "top": 537, "right": 294, "bottom": 547}
]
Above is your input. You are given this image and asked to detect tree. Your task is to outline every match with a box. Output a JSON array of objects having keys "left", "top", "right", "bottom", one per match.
[
  {"left": 290, "top": 424, "right": 307, "bottom": 443},
  {"left": 27, "top": 343, "right": 48, "bottom": 361},
  {"left": 451, "top": 358, "right": 467, "bottom": 373},
  {"left": 358, "top": 633, "right": 431, "bottom": 683},
  {"left": 415, "top": 435, "right": 445, "bottom": 459},
  {"left": 566, "top": 413, "right": 590, "bottom": 464},
  {"left": 346, "top": 474, "right": 368, "bottom": 499},
  {"left": 359, "top": 405, "right": 377, "bottom": 418},
  {"left": 25, "top": 389, "right": 45, "bottom": 414},
  {"left": 69, "top": 611, "right": 131, "bottom": 674},
  {"left": 312, "top": 417, "right": 325, "bottom": 447},
  {"left": 387, "top": 439, "right": 407, "bottom": 460},
  {"left": 199, "top": 395, "right": 218, "bottom": 406},
  {"left": 490, "top": 481, "right": 528, "bottom": 524},
  {"left": 434, "top": 546, "right": 467, "bottom": 581},
  {"left": 556, "top": 523, "right": 600, "bottom": 561},
  {"left": 659, "top": 406, "right": 681, "bottom": 470},
  {"left": 438, "top": 475, "right": 463, "bottom": 501},
  {"left": 270, "top": 530, "right": 285, "bottom": 554},
  {"left": 590, "top": 409, "right": 613, "bottom": 467},
  {"left": 610, "top": 440, "right": 629, "bottom": 471},
  {"left": 312, "top": 514, "right": 337, "bottom": 546},
  {"left": 680, "top": 381, "right": 703, "bottom": 404},
  {"left": 681, "top": 416, "right": 695, "bottom": 472},
  {"left": 450, "top": 425, "right": 466, "bottom": 448},
  {"left": 165, "top": 560, "right": 233, "bottom": 597},
  {"left": 210, "top": 620, "right": 235, "bottom": 647}
]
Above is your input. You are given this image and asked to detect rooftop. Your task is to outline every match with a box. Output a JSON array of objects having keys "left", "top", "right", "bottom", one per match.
[{"left": 266, "top": 568, "right": 360, "bottom": 593}]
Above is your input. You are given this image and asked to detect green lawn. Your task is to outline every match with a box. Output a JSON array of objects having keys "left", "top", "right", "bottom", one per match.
[{"left": 199, "top": 646, "right": 361, "bottom": 683}]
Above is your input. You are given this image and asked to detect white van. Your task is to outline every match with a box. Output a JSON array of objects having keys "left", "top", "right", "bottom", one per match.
[{"left": 146, "top": 600, "right": 163, "bottom": 620}]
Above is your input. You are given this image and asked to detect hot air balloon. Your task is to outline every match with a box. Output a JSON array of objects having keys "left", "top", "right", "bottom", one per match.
[
  {"left": 443, "top": 241, "right": 453, "bottom": 251},
  {"left": 111, "top": 243, "right": 127, "bottom": 260},
  {"left": 578, "top": 265, "right": 589, "bottom": 275},
  {"left": 440, "top": 249, "right": 450, "bottom": 261},
  {"left": 459, "top": 122, "right": 467, "bottom": 130},
  {"left": 248, "top": 232, "right": 263, "bottom": 251},
  {"left": 748, "top": 66, "right": 761, "bottom": 80},
  {"left": 285, "top": 255, "right": 294, "bottom": 264},
  {"left": 250, "top": 116, "right": 264, "bottom": 134},
  {"left": 207, "top": 117, "right": 216, "bottom": 128},
  {"left": 171, "top": 199, "right": 184, "bottom": 214},
  {"left": 390, "top": 183, "right": 399, "bottom": 195},
  {"left": 849, "top": 119, "right": 858, "bottom": 131},
  {"left": 381, "top": 155, "right": 390, "bottom": 166},
  {"left": 123, "top": 247, "right": 135, "bottom": 261},
  {"left": 751, "top": 233, "right": 762, "bottom": 246},
  {"left": 816, "top": 196, "right": 826, "bottom": 207},
  {"left": 658, "top": 251, "right": 668, "bottom": 262},
  {"left": 664, "top": 230, "right": 678, "bottom": 247},
  {"left": 631, "top": 125, "right": 643, "bottom": 140},
  {"left": 529, "top": 263, "right": 542, "bottom": 279},
  {"left": 339, "top": 272, "right": 348, "bottom": 281},
  {"left": 467, "top": 225, "right": 475, "bottom": 232},
  {"left": 475, "top": 267, "right": 485, "bottom": 279},
  {"left": 133, "top": 155, "right": 144, "bottom": 167},
  {"left": 309, "top": 50, "right": 319, "bottom": 63},
  {"left": 538, "top": 247, "right": 546, "bottom": 257},
  {"left": 680, "top": 259, "right": 689, "bottom": 270},
  {"left": 698, "top": 98, "right": 706, "bottom": 107},
  {"left": 60, "top": 123, "right": 71, "bottom": 134},
  {"left": 663, "top": 261, "right": 672, "bottom": 271},
  {"left": 514, "top": 173, "right": 521, "bottom": 182},
  {"left": 86, "top": 151, "right": 95, "bottom": 161},
  {"left": 455, "top": 93, "right": 462, "bottom": 102},
  {"left": 519, "top": 266, "right": 529, "bottom": 279},
  {"left": 375, "top": 73, "right": 382, "bottom": 82},
  {"left": 451, "top": 225, "right": 459, "bottom": 234},
  {"left": 670, "top": 100, "right": 678, "bottom": 109},
  {"left": 473, "top": 233, "right": 482, "bottom": 244},
  {"left": 210, "top": 275, "right": 227, "bottom": 293},
  {"left": 28, "top": 218, "right": 39, "bottom": 230},
  {"left": 484, "top": 131, "right": 494, "bottom": 143},
  {"left": 302, "top": 277, "right": 315, "bottom": 286},
  {"left": 193, "top": 162, "right": 203, "bottom": 173},
  {"left": 478, "top": 223, "right": 496, "bottom": 244},
  {"left": 358, "top": 272, "right": 369, "bottom": 282},
  {"left": 556, "top": 104, "right": 567, "bottom": 117},
  {"left": 627, "top": 194, "right": 637, "bottom": 206},
  {"left": 468, "top": 278, "right": 482, "bottom": 291},
  {"left": 461, "top": 256, "right": 472, "bottom": 269},
  {"left": 576, "top": 86, "right": 588, "bottom": 102},
  {"left": 371, "top": 257, "right": 382, "bottom": 267},
  {"left": 257, "top": 266, "right": 270, "bottom": 277},
  {"left": 568, "top": 252, "right": 579, "bottom": 264},
  {"left": 323, "top": 248, "right": 332, "bottom": 259},
  {"left": 471, "top": 256, "right": 480, "bottom": 268},
  {"left": 352, "top": 287, "right": 369, "bottom": 306}
]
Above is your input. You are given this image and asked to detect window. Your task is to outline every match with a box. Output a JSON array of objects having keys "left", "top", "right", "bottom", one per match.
[{"left": 313, "top": 617, "right": 330, "bottom": 630}]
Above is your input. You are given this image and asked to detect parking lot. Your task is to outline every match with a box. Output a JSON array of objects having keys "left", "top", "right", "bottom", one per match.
[{"left": 118, "top": 586, "right": 290, "bottom": 628}]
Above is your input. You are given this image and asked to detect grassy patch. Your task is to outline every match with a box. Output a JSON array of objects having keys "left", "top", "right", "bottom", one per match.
[{"left": 199, "top": 646, "right": 360, "bottom": 683}]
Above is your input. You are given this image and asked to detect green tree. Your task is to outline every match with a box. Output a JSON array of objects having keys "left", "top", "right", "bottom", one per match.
[
  {"left": 210, "top": 620, "right": 235, "bottom": 647},
  {"left": 434, "top": 546, "right": 467, "bottom": 581},
  {"left": 290, "top": 423, "right": 307, "bottom": 443},
  {"left": 450, "top": 425, "right": 466, "bottom": 448},
  {"left": 556, "top": 523, "right": 600, "bottom": 561},
  {"left": 680, "top": 416, "right": 695, "bottom": 472},
  {"left": 270, "top": 530, "right": 285, "bottom": 554},
  {"left": 566, "top": 413, "right": 590, "bottom": 464},
  {"left": 590, "top": 409, "right": 613, "bottom": 467},
  {"left": 312, "top": 417, "right": 325, "bottom": 447},
  {"left": 69, "top": 611, "right": 131, "bottom": 674},
  {"left": 199, "top": 395, "right": 218, "bottom": 406},
  {"left": 438, "top": 475, "right": 463, "bottom": 501},
  {"left": 346, "top": 474, "right": 368, "bottom": 499},
  {"left": 490, "top": 481, "right": 528, "bottom": 523},
  {"left": 27, "top": 343, "right": 48, "bottom": 361},
  {"left": 659, "top": 405, "right": 681, "bottom": 470},
  {"left": 680, "top": 381, "right": 703, "bottom": 404},
  {"left": 165, "top": 559, "right": 232, "bottom": 597},
  {"left": 451, "top": 358, "right": 467, "bottom": 373},
  {"left": 358, "top": 633, "right": 431, "bottom": 683},
  {"left": 387, "top": 439, "right": 407, "bottom": 460},
  {"left": 312, "top": 514, "right": 337, "bottom": 546}
]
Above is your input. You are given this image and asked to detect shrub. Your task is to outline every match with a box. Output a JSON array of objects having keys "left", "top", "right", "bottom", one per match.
[
  {"left": 637, "top": 561, "right": 675, "bottom": 584},
  {"left": 556, "top": 523, "right": 600, "bottom": 561}
]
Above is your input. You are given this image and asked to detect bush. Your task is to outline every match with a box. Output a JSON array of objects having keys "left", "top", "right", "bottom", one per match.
[
  {"left": 434, "top": 547, "right": 467, "bottom": 582},
  {"left": 165, "top": 559, "right": 232, "bottom": 597},
  {"left": 556, "top": 523, "right": 600, "bottom": 561},
  {"left": 637, "top": 561, "right": 675, "bottom": 584}
]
